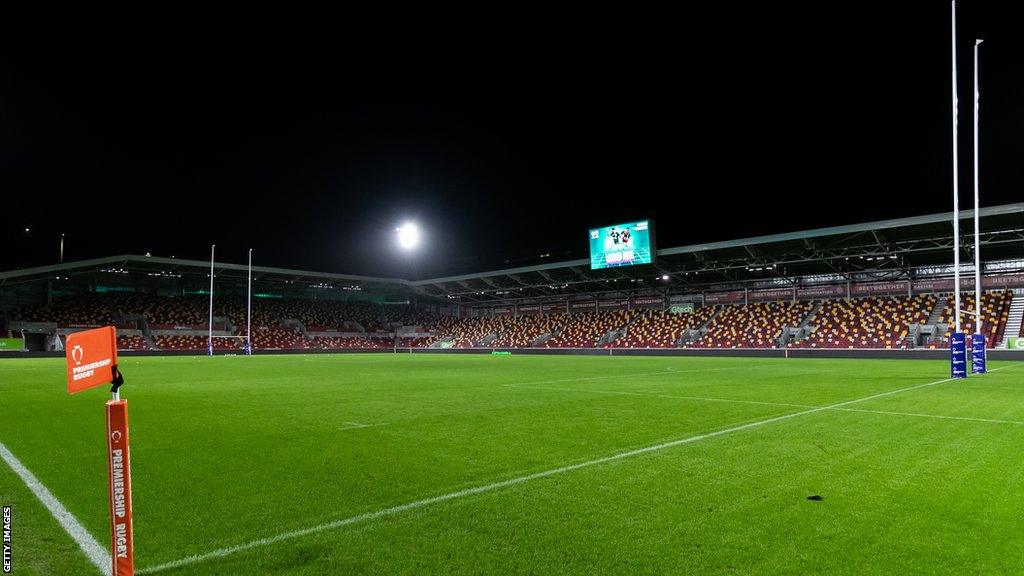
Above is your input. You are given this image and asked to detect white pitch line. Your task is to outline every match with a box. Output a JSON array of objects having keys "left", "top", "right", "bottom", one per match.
[
  {"left": 511, "top": 384, "right": 1024, "bottom": 427},
  {"left": 504, "top": 383, "right": 815, "bottom": 409},
  {"left": 505, "top": 364, "right": 776, "bottom": 388},
  {"left": 830, "top": 407, "right": 1024, "bottom": 426},
  {"left": 507, "top": 365, "right": 1023, "bottom": 426},
  {"left": 0, "top": 441, "right": 110, "bottom": 575},
  {"left": 339, "top": 422, "right": 388, "bottom": 431},
  {"left": 137, "top": 372, "right": 963, "bottom": 574}
]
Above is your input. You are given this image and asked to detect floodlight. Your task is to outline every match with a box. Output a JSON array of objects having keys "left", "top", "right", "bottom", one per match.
[
  {"left": 661, "top": 274, "right": 670, "bottom": 281},
  {"left": 397, "top": 223, "right": 420, "bottom": 250}
]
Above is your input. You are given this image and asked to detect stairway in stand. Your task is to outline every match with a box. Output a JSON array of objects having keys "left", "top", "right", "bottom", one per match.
[{"left": 999, "top": 292, "right": 1022, "bottom": 348}]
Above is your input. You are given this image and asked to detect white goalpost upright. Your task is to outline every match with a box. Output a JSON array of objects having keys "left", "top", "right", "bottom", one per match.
[
  {"left": 950, "top": 1, "right": 961, "bottom": 335},
  {"left": 972, "top": 38, "right": 986, "bottom": 372},
  {"left": 208, "top": 244, "right": 215, "bottom": 356},
  {"left": 949, "top": 1, "right": 967, "bottom": 378},
  {"left": 247, "top": 248, "right": 253, "bottom": 355}
]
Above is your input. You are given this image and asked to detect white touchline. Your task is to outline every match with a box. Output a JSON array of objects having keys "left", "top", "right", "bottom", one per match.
[
  {"left": 138, "top": 371, "right": 971, "bottom": 574},
  {"left": 0, "top": 441, "right": 111, "bottom": 576}
]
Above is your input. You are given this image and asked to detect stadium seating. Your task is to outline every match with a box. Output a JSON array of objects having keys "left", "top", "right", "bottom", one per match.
[
  {"left": 936, "top": 291, "right": 1012, "bottom": 344},
  {"left": 11, "top": 294, "right": 113, "bottom": 326},
  {"left": 152, "top": 335, "right": 243, "bottom": 350},
  {"left": 147, "top": 296, "right": 207, "bottom": 326},
  {"left": 384, "top": 307, "right": 437, "bottom": 328},
  {"left": 437, "top": 316, "right": 509, "bottom": 348},
  {"left": 10, "top": 290, "right": 1019, "bottom": 351},
  {"left": 792, "top": 295, "right": 934, "bottom": 349},
  {"left": 545, "top": 310, "right": 633, "bottom": 348},
  {"left": 613, "top": 307, "right": 717, "bottom": 348},
  {"left": 116, "top": 334, "right": 149, "bottom": 350},
  {"left": 397, "top": 336, "right": 433, "bottom": 348},
  {"left": 309, "top": 336, "right": 393, "bottom": 349},
  {"left": 490, "top": 314, "right": 561, "bottom": 348},
  {"left": 689, "top": 301, "right": 812, "bottom": 348},
  {"left": 250, "top": 326, "right": 307, "bottom": 349}
]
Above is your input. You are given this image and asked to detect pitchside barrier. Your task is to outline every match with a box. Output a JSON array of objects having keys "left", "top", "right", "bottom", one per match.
[{"left": 65, "top": 326, "right": 135, "bottom": 576}]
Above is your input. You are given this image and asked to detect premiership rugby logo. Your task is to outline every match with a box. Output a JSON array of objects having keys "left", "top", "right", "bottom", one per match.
[{"left": 72, "top": 345, "right": 84, "bottom": 365}]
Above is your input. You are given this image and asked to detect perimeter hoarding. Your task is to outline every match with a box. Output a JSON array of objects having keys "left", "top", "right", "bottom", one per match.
[{"left": 589, "top": 220, "right": 655, "bottom": 270}]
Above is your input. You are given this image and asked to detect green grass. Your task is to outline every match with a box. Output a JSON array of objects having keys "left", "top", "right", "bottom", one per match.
[{"left": 1, "top": 354, "right": 1022, "bottom": 575}]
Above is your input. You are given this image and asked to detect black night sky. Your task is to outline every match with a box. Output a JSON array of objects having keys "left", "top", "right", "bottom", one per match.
[{"left": 4, "top": 4, "right": 1023, "bottom": 279}]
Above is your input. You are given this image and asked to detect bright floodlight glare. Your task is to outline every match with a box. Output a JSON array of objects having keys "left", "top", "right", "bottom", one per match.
[
  {"left": 661, "top": 274, "right": 670, "bottom": 281},
  {"left": 396, "top": 223, "right": 420, "bottom": 249}
]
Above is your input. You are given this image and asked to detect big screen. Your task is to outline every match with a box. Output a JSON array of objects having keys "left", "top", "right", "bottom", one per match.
[{"left": 588, "top": 220, "right": 655, "bottom": 270}]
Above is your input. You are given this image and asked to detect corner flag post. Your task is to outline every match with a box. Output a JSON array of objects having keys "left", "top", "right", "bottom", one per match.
[
  {"left": 949, "top": 1, "right": 967, "bottom": 378},
  {"left": 971, "top": 38, "right": 986, "bottom": 373},
  {"left": 66, "top": 327, "right": 135, "bottom": 576}
]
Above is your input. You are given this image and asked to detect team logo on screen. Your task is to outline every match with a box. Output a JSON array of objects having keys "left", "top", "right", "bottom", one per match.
[{"left": 71, "top": 345, "right": 84, "bottom": 365}]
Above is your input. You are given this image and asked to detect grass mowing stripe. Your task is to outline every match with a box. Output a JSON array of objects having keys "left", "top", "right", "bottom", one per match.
[
  {"left": 504, "top": 383, "right": 817, "bottom": 408},
  {"left": 0, "top": 441, "right": 111, "bottom": 575},
  {"left": 831, "top": 407, "right": 1024, "bottom": 425},
  {"left": 508, "top": 368, "right": 1024, "bottom": 426},
  {"left": 137, "top": 370, "right": 965, "bottom": 574},
  {"left": 510, "top": 364, "right": 774, "bottom": 387},
  {"left": 509, "top": 384, "right": 1024, "bottom": 426}
]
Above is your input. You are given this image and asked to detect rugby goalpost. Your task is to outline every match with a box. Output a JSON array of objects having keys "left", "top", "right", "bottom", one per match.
[
  {"left": 207, "top": 245, "right": 254, "bottom": 356},
  {"left": 949, "top": 1, "right": 985, "bottom": 377}
]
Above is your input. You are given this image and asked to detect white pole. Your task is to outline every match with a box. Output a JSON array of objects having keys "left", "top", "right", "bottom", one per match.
[
  {"left": 247, "top": 248, "right": 253, "bottom": 354},
  {"left": 208, "top": 244, "right": 215, "bottom": 356},
  {"left": 973, "top": 39, "right": 983, "bottom": 336},
  {"left": 950, "top": 1, "right": 961, "bottom": 334}
]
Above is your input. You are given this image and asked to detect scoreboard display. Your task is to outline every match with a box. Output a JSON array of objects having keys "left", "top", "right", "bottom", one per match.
[{"left": 588, "top": 220, "right": 655, "bottom": 270}]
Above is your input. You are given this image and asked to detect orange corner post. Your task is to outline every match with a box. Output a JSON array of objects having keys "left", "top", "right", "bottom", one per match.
[{"left": 66, "top": 326, "right": 135, "bottom": 576}]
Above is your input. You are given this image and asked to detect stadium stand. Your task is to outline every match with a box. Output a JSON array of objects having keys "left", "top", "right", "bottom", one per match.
[
  {"left": 489, "top": 314, "right": 561, "bottom": 348},
  {"left": 397, "top": 336, "right": 433, "bottom": 348},
  {"left": 250, "top": 326, "right": 307, "bottom": 349},
  {"left": 791, "top": 295, "right": 935, "bottom": 349},
  {"left": 308, "top": 336, "right": 393, "bottom": 349},
  {"left": 614, "top": 307, "right": 717, "bottom": 348},
  {"left": 384, "top": 307, "right": 437, "bottom": 328},
  {"left": 11, "top": 294, "right": 114, "bottom": 326},
  {"left": 936, "top": 291, "right": 1012, "bottom": 344},
  {"left": 153, "top": 335, "right": 242, "bottom": 350},
  {"left": 689, "top": 301, "right": 812, "bottom": 348},
  {"left": 545, "top": 310, "right": 634, "bottom": 348},
  {"left": 116, "top": 334, "right": 149, "bottom": 350},
  {"left": 147, "top": 296, "right": 207, "bottom": 327},
  {"left": 5, "top": 289, "right": 1019, "bottom": 352}
]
